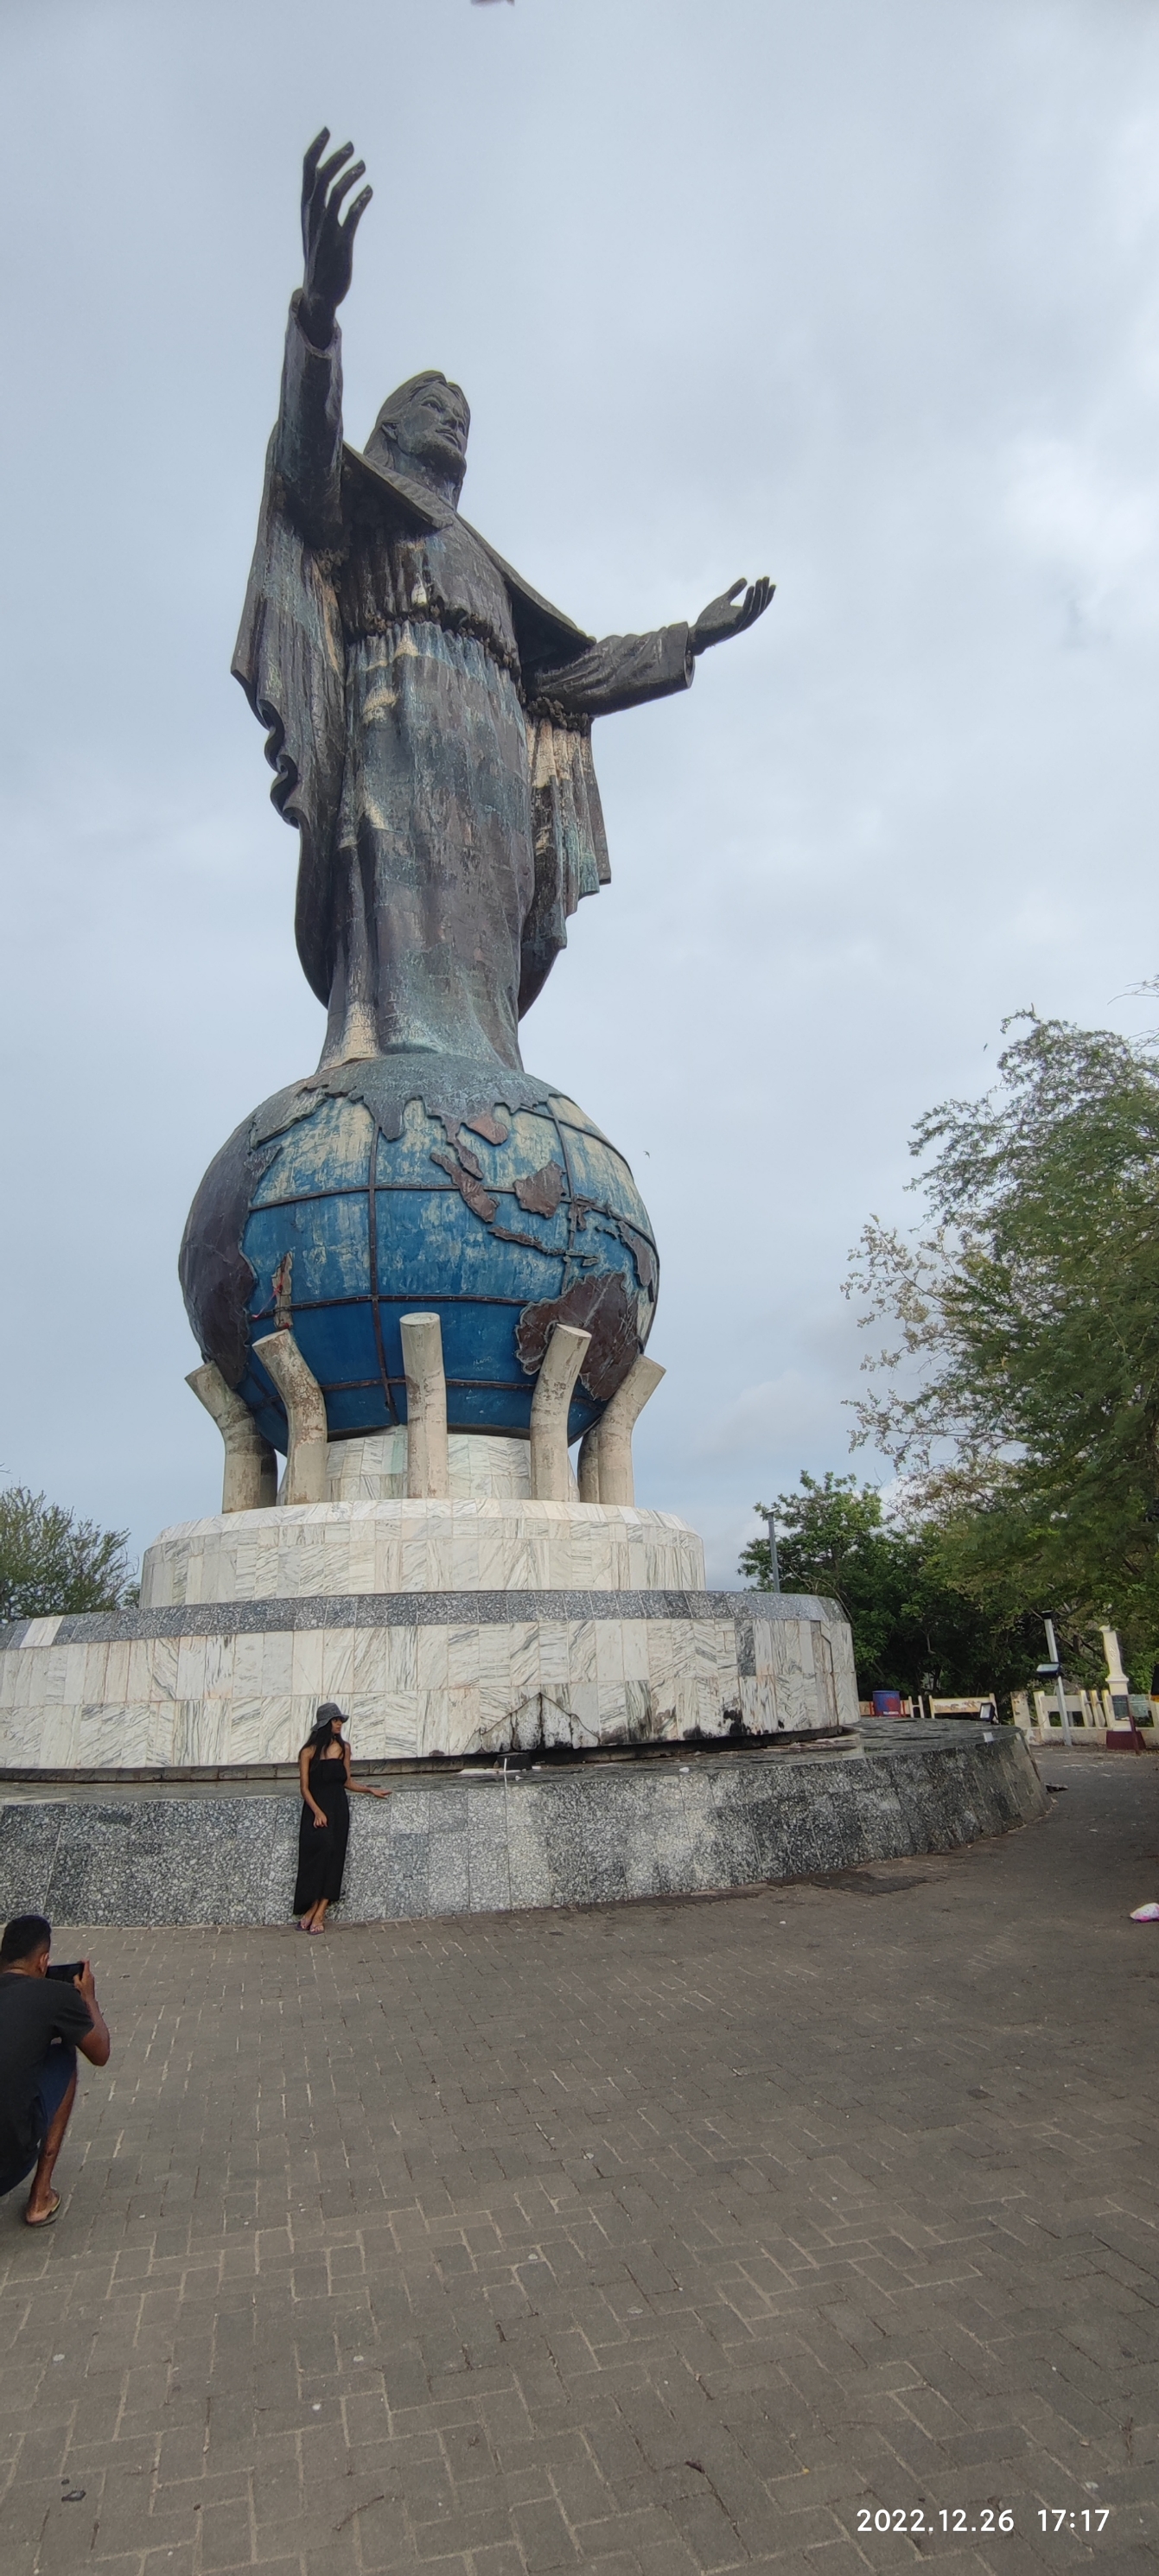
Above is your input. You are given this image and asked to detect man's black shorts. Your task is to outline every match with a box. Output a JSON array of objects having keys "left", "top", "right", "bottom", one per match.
[{"left": 0, "top": 2044, "right": 77, "bottom": 2196}]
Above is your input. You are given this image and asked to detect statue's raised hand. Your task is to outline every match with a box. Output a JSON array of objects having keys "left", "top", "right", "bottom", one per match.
[
  {"left": 299, "top": 129, "right": 372, "bottom": 349},
  {"left": 690, "top": 576, "right": 774, "bottom": 655}
]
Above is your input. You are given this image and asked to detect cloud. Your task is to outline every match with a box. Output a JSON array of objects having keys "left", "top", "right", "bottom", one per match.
[{"left": 694, "top": 1372, "right": 831, "bottom": 1466}]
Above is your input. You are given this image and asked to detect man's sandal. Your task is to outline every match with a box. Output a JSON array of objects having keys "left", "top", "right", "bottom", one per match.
[{"left": 24, "top": 2192, "right": 61, "bottom": 2228}]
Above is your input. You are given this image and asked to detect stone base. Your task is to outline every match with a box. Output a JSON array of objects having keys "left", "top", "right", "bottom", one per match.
[
  {"left": 138, "top": 1495, "right": 706, "bottom": 1608},
  {"left": 0, "top": 1589, "right": 857, "bottom": 1767},
  {"left": 0, "top": 1724, "right": 1047, "bottom": 1925}
]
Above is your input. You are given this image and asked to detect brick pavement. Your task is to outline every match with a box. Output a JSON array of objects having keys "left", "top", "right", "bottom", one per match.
[{"left": 2, "top": 1750, "right": 1159, "bottom": 2575}]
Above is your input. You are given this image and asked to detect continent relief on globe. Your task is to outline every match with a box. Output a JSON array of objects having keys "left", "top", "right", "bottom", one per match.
[{"left": 179, "top": 1052, "right": 659, "bottom": 1452}]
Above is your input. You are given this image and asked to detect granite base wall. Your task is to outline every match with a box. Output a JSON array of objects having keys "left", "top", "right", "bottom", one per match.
[{"left": 0, "top": 1724, "right": 1047, "bottom": 1925}]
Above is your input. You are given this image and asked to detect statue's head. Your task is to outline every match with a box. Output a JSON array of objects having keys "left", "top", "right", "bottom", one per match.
[{"left": 365, "top": 371, "right": 470, "bottom": 500}]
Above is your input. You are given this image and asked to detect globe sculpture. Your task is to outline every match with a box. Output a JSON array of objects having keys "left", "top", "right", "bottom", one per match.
[{"left": 181, "top": 1049, "right": 658, "bottom": 1453}]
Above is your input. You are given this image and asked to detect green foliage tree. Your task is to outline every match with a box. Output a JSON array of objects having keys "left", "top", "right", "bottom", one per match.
[
  {"left": 0, "top": 1485, "right": 136, "bottom": 1624},
  {"left": 844, "top": 1010, "right": 1159, "bottom": 1686},
  {"left": 740, "top": 1469, "right": 1039, "bottom": 1698}
]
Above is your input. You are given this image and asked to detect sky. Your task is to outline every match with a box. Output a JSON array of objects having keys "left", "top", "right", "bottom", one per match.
[{"left": 1, "top": 0, "right": 1157, "bottom": 1587}]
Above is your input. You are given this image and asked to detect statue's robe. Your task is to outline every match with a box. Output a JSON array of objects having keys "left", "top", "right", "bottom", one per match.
[{"left": 234, "top": 297, "right": 696, "bottom": 1072}]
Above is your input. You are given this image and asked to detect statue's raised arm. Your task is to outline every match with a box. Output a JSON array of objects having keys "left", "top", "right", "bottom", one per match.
[
  {"left": 272, "top": 134, "right": 372, "bottom": 547},
  {"left": 298, "top": 129, "right": 372, "bottom": 353}
]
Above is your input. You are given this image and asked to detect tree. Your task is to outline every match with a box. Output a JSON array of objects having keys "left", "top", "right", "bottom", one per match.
[
  {"left": 0, "top": 1486, "right": 136, "bottom": 1624},
  {"left": 844, "top": 1010, "right": 1159, "bottom": 1686},
  {"left": 740, "top": 1469, "right": 1039, "bottom": 1699}
]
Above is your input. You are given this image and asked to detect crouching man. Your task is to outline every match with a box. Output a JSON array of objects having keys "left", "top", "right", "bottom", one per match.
[{"left": 0, "top": 1915, "right": 111, "bottom": 2228}]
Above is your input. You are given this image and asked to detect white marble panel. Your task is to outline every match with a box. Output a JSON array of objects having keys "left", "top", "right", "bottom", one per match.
[
  {"left": 564, "top": 1680, "right": 601, "bottom": 1745},
  {"left": 318, "top": 1635, "right": 356, "bottom": 1701},
  {"left": 446, "top": 1623, "right": 482, "bottom": 1688},
  {"left": 142, "top": 1549, "right": 174, "bottom": 1609},
  {"left": 41, "top": 1646, "right": 73, "bottom": 1708},
  {"left": 43, "top": 1705, "right": 82, "bottom": 1765},
  {"left": 380, "top": 1695, "right": 419, "bottom": 1762},
  {"left": 445, "top": 1684, "right": 481, "bottom": 1753},
  {"left": 415, "top": 1629, "right": 449, "bottom": 1692},
  {"left": 594, "top": 1625, "right": 626, "bottom": 1689},
  {"left": 508, "top": 1624, "right": 541, "bottom": 1700},
  {"left": 535, "top": 1623, "right": 569, "bottom": 1688},
  {"left": 282, "top": 1701, "right": 316, "bottom": 1760},
  {"left": 21, "top": 1616, "right": 62, "bottom": 1648},
  {"left": 201, "top": 1633, "right": 237, "bottom": 1699},
  {"left": 135, "top": 1699, "right": 176, "bottom": 1764},
  {"left": 62, "top": 1643, "right": 107, "bottom": 1705},
  {"left": 222, "top": 1694, "right": 271, "bottom": 1765},
  {"left": 167, "top": 1636, "right": 201, "bottom": 1701},
  {"left": 415, "top": 1693, "right": 447, "bottom": 1758},
  {"left": 285, "top": 1627, "right": 322, "bottom": 1710},
  {"left": 565, "top": 1619, "right": 598, "bottom": 1687},
  {"left": 341, "top": 1693, "right": 388, "bottom": 1759},
  {"left": 256, "top": 1631, "right": 293, "bottom": 1698}
]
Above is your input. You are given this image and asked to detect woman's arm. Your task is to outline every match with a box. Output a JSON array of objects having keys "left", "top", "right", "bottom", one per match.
[
  {"left": 299, "top": 1746, "right": 327, "bottom": 1825},
  {"left": 344, "top": 1743, "right": 391, "bottom": 1801}
]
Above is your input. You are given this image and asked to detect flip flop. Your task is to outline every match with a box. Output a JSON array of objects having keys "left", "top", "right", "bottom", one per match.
[
  {"left": 24, "top": 2191, "right": 61, "bottom": 2229},
  {"left": 306, "top": 1923, "right": 324, "bottom": 1935}
]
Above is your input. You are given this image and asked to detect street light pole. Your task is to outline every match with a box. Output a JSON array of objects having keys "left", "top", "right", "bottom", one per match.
[
  {"left": 1043, "top": 1617, "right": 1073, "bottom": 1747},
  {"left": 765, "top": 1510, "right": 781, "bottom": 1594}
]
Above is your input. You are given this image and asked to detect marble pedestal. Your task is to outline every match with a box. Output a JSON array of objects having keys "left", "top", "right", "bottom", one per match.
[
  {"left": 0, "top": 1422, "right": 1048, "bottom": 1920},
  {"left": 0, "top": 1434, "right": 860, "bottom": 1770}
]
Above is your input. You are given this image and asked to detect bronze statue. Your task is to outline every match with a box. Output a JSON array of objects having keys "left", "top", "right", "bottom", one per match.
[{"left": 235, "top": 132, "right": 773, "bottom": 1075}]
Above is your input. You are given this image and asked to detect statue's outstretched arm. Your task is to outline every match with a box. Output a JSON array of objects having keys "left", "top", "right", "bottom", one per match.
[
  {"left": 690, "top": 576, "right": 774, "bottom": 652},
  {"left": 527, "top": 576, "right": 773, "bottom": 723},
  {"left": 274, "top": 132, "right": 373, "bottom": 545}
]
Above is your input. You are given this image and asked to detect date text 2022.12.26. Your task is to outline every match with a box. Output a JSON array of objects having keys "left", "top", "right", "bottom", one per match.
[{"left": 857, "top": 2506, "right": 1111, "bottom": 2536}]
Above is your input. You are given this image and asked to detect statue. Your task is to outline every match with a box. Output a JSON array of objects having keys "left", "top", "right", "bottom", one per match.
[
  {"left": 180, "top": 132, "right": 773, "bottom": 1459},
  {"left": 235, "top": 132, "right": 773, "bottom": 1072}
]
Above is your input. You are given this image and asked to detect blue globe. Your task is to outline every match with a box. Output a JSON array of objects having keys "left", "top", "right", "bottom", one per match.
[{"left": 180, "top": 1050, "right": 659, "bottom": 1452}]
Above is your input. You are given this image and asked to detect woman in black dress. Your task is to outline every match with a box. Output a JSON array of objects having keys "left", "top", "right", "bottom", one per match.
[{"left": 294, "top": 1704, "right": 389, "bottom": 1931}]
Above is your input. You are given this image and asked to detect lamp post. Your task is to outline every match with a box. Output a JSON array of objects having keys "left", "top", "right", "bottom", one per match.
[
  {"left": 764, "top": 1510, "right": 781, "bottom": 1594},
  {"left": 1036, "top": 1617, "right": 1072, "bottom": 1746}
]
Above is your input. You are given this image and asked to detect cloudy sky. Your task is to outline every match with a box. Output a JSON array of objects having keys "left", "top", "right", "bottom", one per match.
[{"left": 2, "top": 0, "right": 1157, "bottom": 1585}]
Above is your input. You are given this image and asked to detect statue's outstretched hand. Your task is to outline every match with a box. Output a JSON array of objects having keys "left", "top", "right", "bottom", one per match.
[
  {"left": 690, "top": 576, "right": 774, "bottom": 654},
  {"left": 299, "top": 129, "right": 373, "bottom": 349}
]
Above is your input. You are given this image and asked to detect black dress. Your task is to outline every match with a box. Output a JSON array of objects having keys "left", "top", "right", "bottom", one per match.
[{"left": 293, "top": 1749, "right": 350, "bottom": 1914}]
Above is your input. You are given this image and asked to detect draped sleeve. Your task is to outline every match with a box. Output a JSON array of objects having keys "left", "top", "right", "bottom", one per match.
[
  {"left": 519, "top": 717, "right": 611, "bottom": 1017},
  {"left": 514, "top": 622, "right": 694, "bottom": 1018},
  {"left": 231, "top": 301, "right": 348, "bottom": 1007}
]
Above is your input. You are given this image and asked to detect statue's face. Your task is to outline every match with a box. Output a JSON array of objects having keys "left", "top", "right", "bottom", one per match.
[{"left": 394, "top": 378, "right": 470, "bottom": 480}]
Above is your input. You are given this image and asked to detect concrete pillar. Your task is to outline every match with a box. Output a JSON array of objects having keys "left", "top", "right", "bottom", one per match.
[
  {"left": 530, "top": 1324, "right": 591, "bottom": 1502},
  {"left": 576, "top": 1355, "right": 665, "bottom": 1506},
  {"left": 252, "top": 1330, "right": 328, "bottom": 1505},
  {"left": 1101, "top": 1625, "right": 1137, "bottom": 1738},
  {"left": 186, "top": 1362, "right": 277, "bottom": 1514},
  {"left": 400, "top": 1313, "right": 449, "bottom": 1498}
]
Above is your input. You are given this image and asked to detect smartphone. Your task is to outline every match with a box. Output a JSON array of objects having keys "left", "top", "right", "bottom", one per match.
[{"left": 45, "top": 1962, "right": 86, "bottom": 1984}]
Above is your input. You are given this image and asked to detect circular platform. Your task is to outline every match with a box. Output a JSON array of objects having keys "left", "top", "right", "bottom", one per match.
[{"left": 0, "top": 1724, "right": 1047, "bottom": 1926}]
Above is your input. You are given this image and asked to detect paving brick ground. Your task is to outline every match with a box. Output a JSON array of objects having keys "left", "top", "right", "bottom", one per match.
[{"left": 3, "top": 1748, "right": 1159, "bottom": 2576}]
